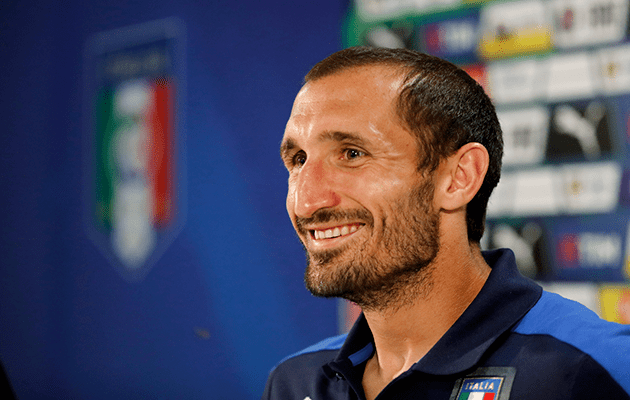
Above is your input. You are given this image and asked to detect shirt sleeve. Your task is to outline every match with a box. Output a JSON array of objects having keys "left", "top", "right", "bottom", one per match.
[{"left": 569, "top": 353, "right": 630, "bottom": 399}]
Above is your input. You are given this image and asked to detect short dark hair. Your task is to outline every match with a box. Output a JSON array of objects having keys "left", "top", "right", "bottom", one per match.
[{"left": 304, "top": 46, "right": 503, "bottom": 243}]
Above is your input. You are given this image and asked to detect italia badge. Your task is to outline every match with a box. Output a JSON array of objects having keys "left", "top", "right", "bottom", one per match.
[{"left": 450, "top": 367, "right": 515, "bottom": 400}]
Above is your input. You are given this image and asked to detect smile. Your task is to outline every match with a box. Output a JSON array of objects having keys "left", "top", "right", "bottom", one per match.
[{"left": 312, "top": 224, "right": 361, "bottom": 240}]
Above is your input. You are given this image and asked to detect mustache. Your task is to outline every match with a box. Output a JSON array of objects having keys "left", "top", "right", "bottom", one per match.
[{"left": 295, "top": 208, "right": 374, "bottom": 235}]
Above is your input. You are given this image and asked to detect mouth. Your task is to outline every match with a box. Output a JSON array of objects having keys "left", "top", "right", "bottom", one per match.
[{"left": 311, "top": 223, "right": 362, "bottom": 240}]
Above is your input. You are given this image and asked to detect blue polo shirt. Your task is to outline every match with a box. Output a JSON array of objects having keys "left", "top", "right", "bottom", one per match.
[{"left": 262, "top": 249, "right": 630, "bottom": 399}]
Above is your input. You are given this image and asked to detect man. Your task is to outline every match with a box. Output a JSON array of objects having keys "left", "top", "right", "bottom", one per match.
[{"left": 263, "top": 47, "right": 630, "bottom": 400}]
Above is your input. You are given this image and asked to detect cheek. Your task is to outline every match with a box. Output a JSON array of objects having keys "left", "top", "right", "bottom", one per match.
[
  {"left": 353, "top": 172, "right": 422, "bottom": 219},
  {"left": 357, "top": 173, "right": 412, "bottom": 201}
]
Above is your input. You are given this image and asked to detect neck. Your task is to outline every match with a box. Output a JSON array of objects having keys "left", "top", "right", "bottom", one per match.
[{"left": 361, "top": 242, "right": 490, "bottom": 400}]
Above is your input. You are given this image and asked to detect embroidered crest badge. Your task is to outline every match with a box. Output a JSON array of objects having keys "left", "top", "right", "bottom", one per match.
[{"left": 449, "top": 367, "right": 516, "bottom": 400}]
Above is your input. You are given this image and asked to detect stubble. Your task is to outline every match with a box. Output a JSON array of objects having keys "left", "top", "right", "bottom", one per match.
[{"left": 298, "top": 179, "right": 440, "bottom": 312}]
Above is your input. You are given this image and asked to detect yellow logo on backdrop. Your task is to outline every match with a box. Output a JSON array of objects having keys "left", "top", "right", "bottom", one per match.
[
  {"left": 599, "top": 285, "right": 630, "bottom": 324},
  {"left": 479, "top": 27, "right": 553, "bottom": 59}
]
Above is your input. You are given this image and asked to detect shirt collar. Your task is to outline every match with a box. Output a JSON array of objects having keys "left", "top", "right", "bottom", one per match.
[{"left": 328, "top": 248, "right": 542, "bottom": 376}]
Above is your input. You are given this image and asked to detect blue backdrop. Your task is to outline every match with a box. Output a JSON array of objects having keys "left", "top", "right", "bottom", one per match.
[{"left": 0, "top": 1, "right": 347, "bottom": 398}]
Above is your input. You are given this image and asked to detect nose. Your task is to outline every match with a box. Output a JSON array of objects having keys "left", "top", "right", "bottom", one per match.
[{"left": 291, "top": 159, "right": 341, "bottom": 218}]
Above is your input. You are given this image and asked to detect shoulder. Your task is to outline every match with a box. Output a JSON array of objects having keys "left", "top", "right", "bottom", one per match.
[
  {"left": 514, "top": 290, "right": 630, "bottom": 392},
  {"left": 274, "top": 333, "right": 347, "bottom": 368},
  {"left": 262, "top": 334, "right": 346, "bottom": 399}
]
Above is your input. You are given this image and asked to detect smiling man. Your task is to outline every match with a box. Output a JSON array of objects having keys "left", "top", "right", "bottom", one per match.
[{"left": 263, "top": 47, "right": 630, "bottom": 400}]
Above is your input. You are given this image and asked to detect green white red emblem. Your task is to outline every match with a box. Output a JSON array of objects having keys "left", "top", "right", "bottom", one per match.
[
  {"left": 85, "top": 19, "right": 185, "bottom": 281},
  {"left": 450, "top": 367, "right": 516, "bottom": 400}
]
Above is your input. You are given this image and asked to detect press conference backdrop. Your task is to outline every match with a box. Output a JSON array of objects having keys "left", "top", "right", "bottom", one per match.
[
  {"left": 339, "top": 0, "right": 630, "bottom": 326},
  {"left": 0, "top": 1, "right": 346, "bottom": 399},
  {"left": 3, "top": 0, "right": 630, "bottom": 399}
]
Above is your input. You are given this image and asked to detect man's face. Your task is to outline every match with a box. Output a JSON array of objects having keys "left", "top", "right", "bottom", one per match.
[{"left": 280, "top": 65, "right": 440, "bottom": 309}]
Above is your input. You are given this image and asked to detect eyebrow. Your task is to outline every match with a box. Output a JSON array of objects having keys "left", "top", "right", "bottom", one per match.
[
  {"left": 280, "top": 130, "right": 370, "bottom": 159},
  {"left": 321, "top": 131, "right": 369, "bottom": 147},
  {"left": 279, "top": 137, "right": 297, "bottom": 161}
]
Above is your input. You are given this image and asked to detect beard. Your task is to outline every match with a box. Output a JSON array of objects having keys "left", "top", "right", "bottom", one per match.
[{"left": 296, "top": 178, "right": 440, "bottom": 312}]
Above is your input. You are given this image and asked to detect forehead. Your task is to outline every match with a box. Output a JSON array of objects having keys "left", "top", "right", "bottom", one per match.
[
  {"left": 283, "top": 65, "right": 407, "bottom": 143},
  {"left": 292, "top": 65, "right": 402, "bottom": 116}
]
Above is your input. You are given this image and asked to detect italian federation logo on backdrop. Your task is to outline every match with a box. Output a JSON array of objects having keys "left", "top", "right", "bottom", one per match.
[
  {"left": 450, "top": 367, "right": 515, "bottom": 400},
  {"left": 84, "top": 18, "right": 186, "bottom": 281}
]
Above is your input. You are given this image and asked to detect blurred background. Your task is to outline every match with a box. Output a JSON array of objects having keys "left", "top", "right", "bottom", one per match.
[{"left": 2, "top": 0, "right": 630, "bottom": 398}]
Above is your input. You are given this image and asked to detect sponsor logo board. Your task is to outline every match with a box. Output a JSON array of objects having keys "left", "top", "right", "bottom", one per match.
[
  {"left": 557, "top": 162, "right": 621, "bottom": 213},
  {"left": 598, "top": 284, "right": 630, "bottom": 322},
  {"left": 355, "top": 0, "right": 460, "bottom": 22},
  {"left": 488, "top": 162, "right": 621, "bottom": 218},
  {"left": 597, "top": 45, "right": 630, "bottom": 95},
  {"left": 552, "top": 215, "right": 627, "bottom": 280},
  {"left": 355, "top": 0, "right": 412, "bottom": 21},
  {"left": 487, "top": 167, "right": 560, "bottom": 217},
  {"left": 546, "top": 101, "right": 613, "bottom": 160},
  {"left": 544, "top": 53, "right": 599, "bottom": 101},
  {"left": 487, "top": 59, "right": 543, "bottom": 104},
  {"left": 487, "top": 220, "right": 547, "bottom": 279},
  {"left": 497, "top": 106, "right": 549, "bottom": 166},
  {"left": 551, "top": 0, "right": 629, "bottom": 49},
  {"left": 478, "top": 0, "right": 553, "bottom": 59},
  {"left": 419, "top": 14, "right": 480, "bottom": 63}
]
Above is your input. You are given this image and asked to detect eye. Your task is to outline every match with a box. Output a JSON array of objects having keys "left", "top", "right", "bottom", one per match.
[
  {"left": 343, "top": 148, "right": 365, "bottom": 160},
  {"left": 292, "top": 151, "right": 307, "bottom": 166}
]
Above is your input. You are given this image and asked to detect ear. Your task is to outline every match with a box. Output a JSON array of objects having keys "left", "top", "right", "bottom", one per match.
[{"left": 433, "top": 142, "right": 489, "bottom": 212}]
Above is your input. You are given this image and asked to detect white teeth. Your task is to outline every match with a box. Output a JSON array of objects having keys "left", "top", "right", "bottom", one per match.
[{"left": 313, "top": 224, "right": 359, "bottom": 240}]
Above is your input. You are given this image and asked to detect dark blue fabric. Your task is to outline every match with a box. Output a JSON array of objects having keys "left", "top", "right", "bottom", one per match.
[
  {"left": 514, "top": 290, "right": 630, "bottom": 391},
  {"left": 262, "top": 248, "right": 630, "bottom": 399}
]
